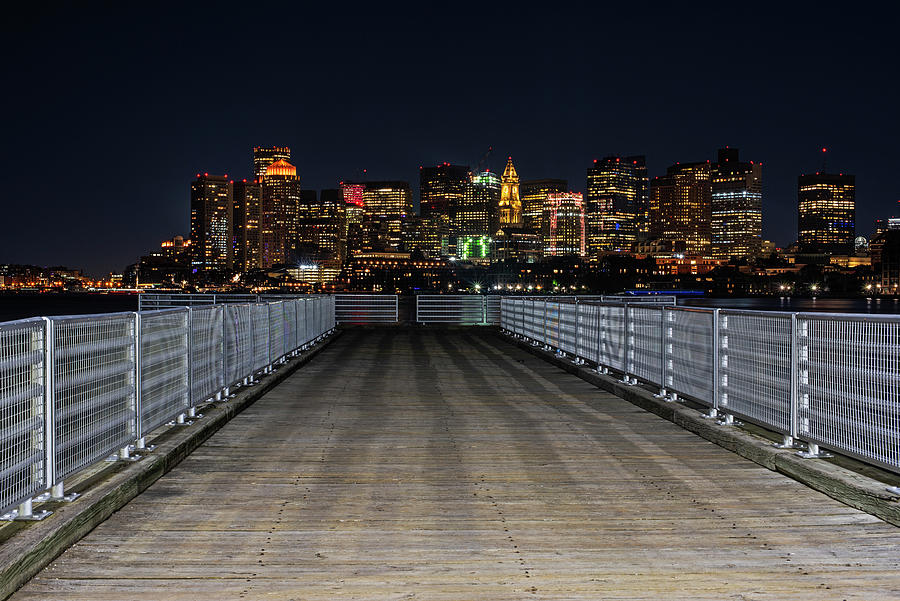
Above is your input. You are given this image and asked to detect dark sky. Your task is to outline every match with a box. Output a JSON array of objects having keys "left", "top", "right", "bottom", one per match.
[{"left": 3, "top": 2, "right": 898, "bottom": 276}]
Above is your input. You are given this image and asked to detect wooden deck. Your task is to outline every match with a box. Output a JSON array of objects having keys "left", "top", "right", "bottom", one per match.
[{"left": 12, "top": 329, "right": 900, "bottom": 600}]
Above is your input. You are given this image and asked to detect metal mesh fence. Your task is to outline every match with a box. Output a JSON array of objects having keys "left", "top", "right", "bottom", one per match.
[
  {"left": 0, "top": 318, "right": 47, "bottom": 514},
  {"left": 51, "top": 314, "right": 137, "bottom": 481},
  {"left": 138, "top": 310, "right": 190, "bottom": 434},
  {"left": 558, "top": 303, "right": 578, "bottom": 355},
  {"left": 224, "top": 304, "right": 252, "bottom": 387},
  {"left": 664, "top": 308, "right": 716, "bottom": 406},
  {"left": 627, "top": 306, "right": 664, "bottom": 384},
  {"left": 190, "top": 306, "right": 224, "bottom": 405},
  {"left": 268, "top": 302, "right": 285, "bottom": 363},
  {"left": 546, "top": 302, "right": 560, "bottom": 348},
  {"left": 798, "top": 314, "right": 900, "bottom": 471},
  {"left": 598, "top": 305, "right": 626, "bottom": 371},
  {"left": 718, "top": 310, "right": 792, "bottom": 433},
  {"left": 577, "top": 303, "right": 599, "bottom": 364},
  {"left": 251, "top": 304, "right": 270, "bottom": 371},
  {"left": 334, "top": 295, "right": 398, "bottom": 323},
  {"left": 416, "top": 296, "right": 487, "bottom": 324}
]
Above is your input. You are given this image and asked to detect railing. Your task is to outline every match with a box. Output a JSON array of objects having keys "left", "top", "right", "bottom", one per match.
[
  {"left": 500, "top": 298, "right": 900, "bottom": 475},
  {"left": 333, "top": 295, "right": 398, "bottom": 323},
  {"left": 0, "top": 296, "right": 336, "bottom": 520},
  {"left": 416, "top": 295, "right": 497, "bottom": 325}
]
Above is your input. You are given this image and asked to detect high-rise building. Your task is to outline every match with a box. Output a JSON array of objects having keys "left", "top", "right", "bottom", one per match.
[
  {"left": 401, "top": 216, "right": 442, "bottom": 258},
  {"left": 252, "top": 146, "right": 291, "bottom": 180},
  {"left": 419, "top": 163, "right": 469, "bottom": 225},
  {"left": 545, "top": 192, "right": 586, "bottom": 257},
  {"left": 350, "top": 181, "right": 412, "bottom": 250},
  {"left": 233, "top": 179, "right": 261, "bottom": 271},
  {"left": 521, "top": 178, "right": 567, "bottom": 236},
  {"left": 798, "top": 172, "right": 855, "bottom": 254},
  {"left": 190, "top": 173, "right": 233, "bottom": 272},
  {"left": 585, "top": 156, "right": 642, "bottom": 257},
  {"left": 649, "top": 162, "right": 712, "bottom": 256},
  {"left": 627, "top": 156, "right": 649, "bottom": 238},
  {"left": 460, "top": 171, "right": 500, "bottom": 237},
  {"left": 711, "top": 148, "right": 762, "bottom": 259},
  {"left": 260, "top": 159, "right": 302, "bottom": 267},
  {"left": 498, "top": 157, "right": 522, "bottom": 227}
]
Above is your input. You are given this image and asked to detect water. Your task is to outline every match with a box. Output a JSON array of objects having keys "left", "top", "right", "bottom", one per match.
[
  {"left": 682, "top": 296, "right": 900, "bottom": 314},
  {"left": 0, "top": 292, "right": 139, "bottom": 322}
]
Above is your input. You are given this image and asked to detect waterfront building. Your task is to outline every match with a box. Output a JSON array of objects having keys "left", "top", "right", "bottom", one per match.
[
  {"left": 711, "top": 148, "right": 762, "bottom": 260},
  {"left": 233, "top": 179, "right": 262, "bottom": 271},
  {"left": 260, "top": 159, "right": 302, "bottom": 267},
  {"left": 585, "top": 156, "right": 642, "bottom": 257},
  {"left": 798, "top": 172, "right": 856, "bottom": 254},
  {"left": 190, "top": 173, "right": 233, "bottom": 272},
  {"left": 498, "top": 157, "right": 522, "bottom": 227},
  {"left": 520, "top": 178, "right": 567, "bottom": 239},
  {"left": 491, "top": 228, "right": 542, "bottom": 263},
  {"left": 460, "top": 171, "right": 500, "bottom": 237},
  {"left": 545, "top": 192, "right": 586, "bottom": 257},
  {"left": 401, "top": 216, "right": 442, "bottom": 258},
  {"left": 649, "top": 162, "right": 712, "bottom": 256},
  {"left": 252, "top": 146, "right": 291, "bottom": 180}
]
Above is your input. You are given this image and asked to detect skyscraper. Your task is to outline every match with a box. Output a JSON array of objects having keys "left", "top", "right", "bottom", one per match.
[
  {"left": 545, "top": 192, "right": 586, "bottom": 257},
  {"left": 260, "top": 159, "right": 302, "bottom": 267},
  {"left": 627, "top": 156, "right": 649, "bottom": 238},
  {"left": 460, "top": 171, "right": 500, "bottom": 237},
  {"left": 252, "top": 146, "right": 291, "bottom": 180},
  {"left": 711, "top": 148, "right": 762, "bottom": 259},
  {"left": 585, "top": 156, "right": 642, "bottom": 257},
  {"left": 190, "top": 173, "right": 233, "bottom": 272},
  {"left": 498, "top": 157, "right": 521, "bottom": 227},
  {"left": 419, "top": 163, "right": 469, "bottom": 225},
  {"left": 520, "top": 178, "right": 567, "bottom": 237},
  {"left": 798, "top": 172, "right": 855, "bottom": 254},
  {"left": 233, "top": 179, "right": 261, "bottom": 271},
  {"left": 348, "top": 181, "right": 412, "bottom": 250},
  {"left": 649, "top": 162, "right": 712, "bottom": 256}
]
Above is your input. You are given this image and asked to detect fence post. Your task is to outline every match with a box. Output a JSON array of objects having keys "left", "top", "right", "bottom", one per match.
[
  {"left": 622, "top": 304, "right": 631, "bottom": 383},
  {"left": 707, "top": 309, "right": 720, "bottom": 419},
  {"left": 43, "top": 317, "right": 63, "bottom": 507},
  {"left": 658, "top": 307, "right": 667, "bottom": 397},
  {"left": 779, "top": 313, "right": 800, "bottom": 449},
  {"left": 133, "top": 312, "right": 144, "bottom": 448}
]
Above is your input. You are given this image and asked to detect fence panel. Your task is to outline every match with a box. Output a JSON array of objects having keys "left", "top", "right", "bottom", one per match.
[
  {"left": 558, "top": 303, "right": 578, "bottom": 355},
  {"left": 334, "top": 295, "right": 398, "bottom": 323},
  {"left": 224, "top": 304, "right": 252, "bottom": 387},
  {"left": 664, "top": 307, "right": 716, "bottom": 406},
  {"left": 546, "top": 302, "right": 560, "bottom": 348},
  {"left": 268, "top": 302, "right": 285, "bottom": 362},
  {"left": 138, "top": 310, "right": 189, "bottom": 435},
  {"left": 0, "top": 318, "right": 47, "bottom": 514},
  {"left": 190, "top": 306, "right": 224, "bottom": 405},
  {"left": 797, "top": 314, "right": 900, "bottom": 471},
  {"left": 718, "top": 310, "right": 792, "bottom": 433},
  {"left": 576, "top": 303, "right": 599, "bottom": 364},
  {"left": 485, "top": 296, "right": 502, "bottom": 325},
  {"left": 51, "top": 314, "right": 136, "bottom": 482},
  {"left": 598, "top": 304, "right": 626, "bottom": 371},
  {"left": 417, "top": 296, "right": 486, "bottom": 324},
  {"left": 627, "top": 306, "right": 663, "bottom": 385},
  {"left": 251, "top": 304, "right": 269, "bottom": 371}
]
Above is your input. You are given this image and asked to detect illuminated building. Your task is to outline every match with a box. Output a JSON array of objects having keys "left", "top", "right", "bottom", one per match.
[
  {"left": 585, "top": 156, "right": 643, "bottom": 257},
  {"left": 460, "top": 171, "right": 499, "bottom": 237},
  {"left": 711, "top": 148, "right": 762, "bottom": 259},
  {"left": 499, "top": 157, "right": 521, "bottom": 226},
  {"left": 401, "top": 216, "right": 442, "bottom": 258},
  {"left": 545, "top": 192, "right": 586, "bottom": 257},
  {"left": 629, "top": 156, "right": 650, "bottom": 237},
  {"left": 491, "top": 228, "right": 542, "bottom": 263},
  {"left": 190, "top": 173, "right": 233, "bottom": 272},
  {"left": 870, "top": 230, "right": 900, "bottom": 291},
  {"left": 135, "top": 236, "right": 192, "bottom": 285},
  {"left": 343, "top": 252, "right": 453, "bottom": 292},
  {"left": 649, "top": 162, "right": 712, "bottom": 256},
  {"left": 521, "top": 178, "right": 567, "bottom": 237},
  {"left": 798, "top": 172, "right": 856, "bottom": 254},
  {"left": 260, "top": 159, "right": 301, "bottom": 267},
  {"left": 457, "top": 235, "right": 491, "bottom": 263},
  {"left": 233, "top": 179, "right": 261, "bottom": 271},
  {"left": 294, "top": 189, "right": 346, "bottom": 264},
  {"left": 420, "top": 163, "right": 469, "bottom": 227},
  {"left": 252, "top": 146, "right": 291, "bottom": 180},
  {"left": 341, "top": 181, "right": 412, "bottom": 251}
]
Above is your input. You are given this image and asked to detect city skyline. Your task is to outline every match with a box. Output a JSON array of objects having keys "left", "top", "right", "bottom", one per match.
[{"left": 2, "top": 4, "right": 897, "bottom": 275}]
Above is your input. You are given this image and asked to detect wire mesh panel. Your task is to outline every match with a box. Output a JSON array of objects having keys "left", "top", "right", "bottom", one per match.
[
  {"left": 52, "top": 314, "right": 137, "bottom": 482},
  {"left": 334, "top": 295, "right": 398, "bottom": 323},
  {"left": 546, "top": 302, "right": 561, "bottom": 348},
  {"left": 138, "top": 310, "right": 189, "bottom": 435},
  {"left": 268, "top": 302, "right": 285, "bottom": 362},
  {"left": 485, "top": 296, "right": 502, "bottom": 325},
  {"left": 224, "top": 304, "right": 252, "bottom": 386},
  {"left": 524, "top": 300, "right": 541, "bottom": 341},
  {"left": 598, "top": 304, "right": 626, "bottom": 371},
  {"left": 0, "top": 318, "right": 47, "bottom": 514},
  {"left": 251, "top": 304, "right": 269, "bottom": 371},
  {"left": 664, "top": 307, "right": 716, "bottom": 406},
  {"left": 297, "top": 299, "right": 309, "bottom": 347},
  {"left": 718, "top": 310, "right": 792, "bottom": 433},
  {"left": 416, "top": 296, "right": 486, "bottom": 324},
  {"left": 283, "top": 300, "right": 297, "bottom": 354},
  {"left": 627, "top": 305, "right": 664, "bottom": 385},
  {"left": 797, "top": 314, "right": 900, "bottom": 472},
  {"left": 558, "top": 303, "right": 578, "bottom": 355},
  {"left": 577, "top": 303, "right": 599, "bottom": 364},
  {"left": 189, "top": 306, "right": 224, "bottom": 405}
]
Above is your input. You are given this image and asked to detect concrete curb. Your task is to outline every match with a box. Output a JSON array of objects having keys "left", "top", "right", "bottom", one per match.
[
  {"left": 499, "top": 331, "right": 900, "bottom": 527},
  {"left": 0, "top": 331, "right": 341, "bottom": 601}
]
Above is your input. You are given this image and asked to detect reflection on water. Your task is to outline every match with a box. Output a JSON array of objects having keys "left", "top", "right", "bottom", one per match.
[{"left": 682, "top": 296, "right": 900, "bottom": 314}]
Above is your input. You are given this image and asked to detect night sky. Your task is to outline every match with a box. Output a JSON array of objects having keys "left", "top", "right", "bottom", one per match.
[{"left": 3, "top": 3, "right": 897, "bottom": 276}]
